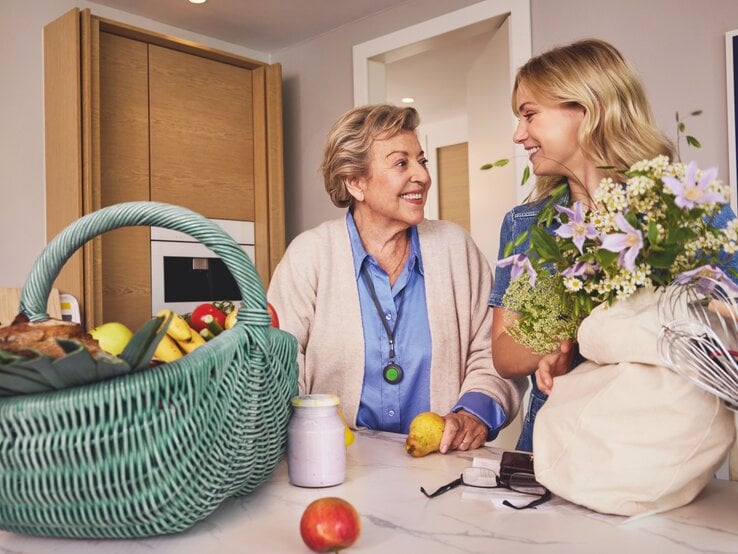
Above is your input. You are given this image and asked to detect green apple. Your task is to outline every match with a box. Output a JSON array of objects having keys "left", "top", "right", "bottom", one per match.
[{"left": 89, "top": 322, "right": 133, "bottom": 356}]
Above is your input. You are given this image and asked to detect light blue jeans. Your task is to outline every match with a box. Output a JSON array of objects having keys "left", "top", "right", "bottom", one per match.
[{"left": 515, "top": 384, "right": 547, "bottom": 453}]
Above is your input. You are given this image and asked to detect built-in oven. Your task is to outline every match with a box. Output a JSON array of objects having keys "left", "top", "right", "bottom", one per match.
[{"left": 150, "top": 219, "right": 255, "bottom": 315}]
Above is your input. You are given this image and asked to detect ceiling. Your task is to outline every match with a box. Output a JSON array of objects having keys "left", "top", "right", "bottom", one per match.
[
  {"left": 92, "top": 0, "right": 504, "bottom": 124},
  {"left": 385, "top": 17, "right": 502, "bottom": 123},
  {"left": 92, "top": 0, "right": 408, "bottom": 52}
]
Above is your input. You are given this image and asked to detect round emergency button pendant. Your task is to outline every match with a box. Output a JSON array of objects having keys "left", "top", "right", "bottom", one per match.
[{"left": 383, "top": 363, "right": 404, "bottom": 384}]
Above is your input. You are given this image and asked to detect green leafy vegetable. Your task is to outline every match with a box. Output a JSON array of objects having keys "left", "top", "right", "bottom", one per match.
[{"left": 0, "top": 315, "right": 169, "bottom": 397}]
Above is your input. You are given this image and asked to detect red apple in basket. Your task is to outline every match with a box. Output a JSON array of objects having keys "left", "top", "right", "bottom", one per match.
[
  {"left": 300, "top": 497, "right": 361, "bottom": 553},
  {"left": 267, "top": 302, "right": 280, "bottom": 328}
]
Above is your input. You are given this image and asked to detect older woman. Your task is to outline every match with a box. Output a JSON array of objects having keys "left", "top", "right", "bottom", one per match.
[{"left": 268, "top": 104, "right": 524, "bottom": 452}]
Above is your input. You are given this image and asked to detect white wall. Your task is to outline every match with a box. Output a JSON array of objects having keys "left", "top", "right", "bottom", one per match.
[
  {"left": 467, "top": 17, "right": 514, "bottom": 264},
  {"left": 0, "top": 0, "right": 267, "bottom": 288},
  {"left": 418, "top": 116, "right": 469, "bottom": 221}
]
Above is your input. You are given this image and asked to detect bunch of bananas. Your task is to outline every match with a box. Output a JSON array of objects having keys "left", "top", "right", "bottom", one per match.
[{"left": 153, "top": 309, "right": 206, "bottom": 362}]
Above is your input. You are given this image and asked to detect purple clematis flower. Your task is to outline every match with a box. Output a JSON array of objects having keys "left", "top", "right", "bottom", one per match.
[
  {"left": 561, "top": 261, "right": 601, "bottom": 280},
  {"left": 662, "top": 161, "right": 725, "bottom": 209},
  {"left": 600, "top": 213, "right": 644, "bottom": 271},
  {"left": 554, "top": 201, "right": 598, "bottom": 254},
  {"left": 497, "top": 253, "right": 537, "bottom": 287},
  {"left": 674, "top": 264, "right": 738, "bottom": 296}
]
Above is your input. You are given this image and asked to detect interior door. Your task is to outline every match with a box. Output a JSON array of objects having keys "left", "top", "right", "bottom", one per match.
[{"left": 437, "top": 142, "right": 470, "bottom": 232}]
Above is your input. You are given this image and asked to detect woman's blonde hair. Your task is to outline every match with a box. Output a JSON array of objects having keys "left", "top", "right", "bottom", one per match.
[
  {"left": 321, "top": 104, "right": 420, "bottom": 208},
  {"left": 513, "top": 38, "right": 674, "bottom": 200}
]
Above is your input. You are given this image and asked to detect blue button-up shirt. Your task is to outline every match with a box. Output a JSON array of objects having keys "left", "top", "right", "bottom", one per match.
[{"left": 347, "top": 212, "right": 506, "bottom": 437}]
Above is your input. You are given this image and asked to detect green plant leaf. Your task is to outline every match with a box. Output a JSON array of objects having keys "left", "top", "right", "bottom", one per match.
[
  {"left": 645, "top": 247, "right": 678, "bottom": 269},
  {"left": 594, "top": 249, "right": 618, "bottom": 269},
  {"left": 521, "top": 165, "right": 531, "bottom": 186},
  {"left": 119, "top": 314, "right": 168, "bottom": 371},
  {"left": 481, "top": 158, "right": 509, "bottom": 170},
  {"left": 512, "top": 229, "right": 530, "bottom": 249},
  {"left": 686, "top": 135, "right": 701, "bottom": 148},
  {"left": 624, "top": 211, "right": 639, "bottom": 228},
  {"left": 530, "top": 225, "right": 561, "bottom": 262},
  {"left": 0, "top": 360, "right": 50, "bottom": 385},
  {"left": 11, "top": 351, "right": 67, "bottom": 389},
  {"left": 647, "top": 220, "right": 660, "bottom": 244},
  {"left": 0, "top": 372, "right": 52, "bottom": 396},
  {"left": 691, "top": 110, "right": 703, "bottom": 116},
  {"left": 53, "top": 339, "right": 100, "bottom": 386}
]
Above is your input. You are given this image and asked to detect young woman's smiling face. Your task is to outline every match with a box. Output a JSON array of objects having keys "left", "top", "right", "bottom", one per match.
[
  {"left": 349, "top": 130, "right": 430, "bottom": 232},
  {"left": 512, "top": 83, "right": 587, "bottom": 182}
]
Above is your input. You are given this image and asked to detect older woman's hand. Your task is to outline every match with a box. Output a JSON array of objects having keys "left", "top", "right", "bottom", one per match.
[{"left": 439, "top": 410, "right": 488, "bottom": 453}]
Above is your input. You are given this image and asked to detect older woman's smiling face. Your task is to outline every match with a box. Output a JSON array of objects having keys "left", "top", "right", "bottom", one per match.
[{"left": 349, "top": 130, "right": 430, "bottom": 233}]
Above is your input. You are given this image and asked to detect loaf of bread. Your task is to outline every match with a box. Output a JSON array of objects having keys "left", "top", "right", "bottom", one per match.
[{"left": 0, "top": 313, "right": 101, "bottom": 359}]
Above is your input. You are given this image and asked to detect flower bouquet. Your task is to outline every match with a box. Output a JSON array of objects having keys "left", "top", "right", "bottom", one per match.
[{"left": 499, "top": 155, "right": 738, "bottom": 354}]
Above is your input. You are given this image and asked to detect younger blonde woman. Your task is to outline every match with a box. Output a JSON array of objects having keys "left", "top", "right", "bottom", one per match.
[{"left": 489, "top": 38, "right": 738, "bottom": 452}]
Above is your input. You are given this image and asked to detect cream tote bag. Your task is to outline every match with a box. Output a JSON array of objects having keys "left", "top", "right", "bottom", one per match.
[{"left": 533, "top": 288, "right": 735, "bottom": 516}]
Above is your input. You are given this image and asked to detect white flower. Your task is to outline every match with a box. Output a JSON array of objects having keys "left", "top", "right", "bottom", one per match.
[{"left": 563, "top": 276, "right": 583, "bottom": 291}]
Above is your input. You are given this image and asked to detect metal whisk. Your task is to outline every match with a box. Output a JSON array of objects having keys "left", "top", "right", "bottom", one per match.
[{"left": 657, "top": 276, "right": 738, "bottom": 411}]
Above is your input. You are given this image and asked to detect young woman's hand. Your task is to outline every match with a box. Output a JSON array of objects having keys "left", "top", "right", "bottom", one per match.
[
  {"left": 535, "top": 339, "right": 576, "bottom": 395},
  {"left": 439, "top": 410, "right": 488, "bottom": 453}
]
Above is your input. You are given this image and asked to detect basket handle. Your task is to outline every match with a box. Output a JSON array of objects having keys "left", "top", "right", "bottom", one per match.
[{"left": 20, "top": 202, "right": 269, "bottom": 325}]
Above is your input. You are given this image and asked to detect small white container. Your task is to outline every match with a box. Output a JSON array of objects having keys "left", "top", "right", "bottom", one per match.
[{"left": 287, "top": 394, "right": 346, "bottom": 487}]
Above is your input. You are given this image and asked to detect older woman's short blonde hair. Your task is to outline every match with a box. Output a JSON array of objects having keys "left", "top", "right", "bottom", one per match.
[{"left": 321, "top": 104, "right": 420, "bottom": 208}]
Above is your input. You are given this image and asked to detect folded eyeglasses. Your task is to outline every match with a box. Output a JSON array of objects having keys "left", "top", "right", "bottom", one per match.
[{"left": 420, "top": 466, "right": 551, "bottom": 510}]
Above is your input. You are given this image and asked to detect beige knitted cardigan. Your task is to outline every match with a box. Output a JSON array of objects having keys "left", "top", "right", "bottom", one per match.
[{"left": 267, "top": 217, "right": 525, "bottom": 429}]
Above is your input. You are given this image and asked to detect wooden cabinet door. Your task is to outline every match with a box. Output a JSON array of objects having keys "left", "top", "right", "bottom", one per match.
[
  {"left": 149, "top": 45, "right": 255, "bottom": 221},
  {"left": 99, "top": 32, "right": 151, "bottom": 331}
]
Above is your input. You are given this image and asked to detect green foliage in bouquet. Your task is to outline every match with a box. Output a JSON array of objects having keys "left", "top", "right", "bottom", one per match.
[
  {"left": 503, "top": 272, "right": 584, "bottom": 354},
  {"left": 0, "top": 314, "right": 170, "bottom": 397}
]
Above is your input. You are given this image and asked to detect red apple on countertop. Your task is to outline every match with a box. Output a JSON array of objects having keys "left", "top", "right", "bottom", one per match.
[{"left": 299, "top": 497, "right": 361, "bottom": 553}]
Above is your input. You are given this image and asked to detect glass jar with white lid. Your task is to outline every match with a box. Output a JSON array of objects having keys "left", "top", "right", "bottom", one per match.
[{"left": 287, "top": 394, "right": 346, "bottom": 487}]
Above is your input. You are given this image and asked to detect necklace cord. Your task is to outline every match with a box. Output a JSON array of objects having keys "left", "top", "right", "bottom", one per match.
[{"left": 362, "top": 267, "right": 397, "bottom": 359}]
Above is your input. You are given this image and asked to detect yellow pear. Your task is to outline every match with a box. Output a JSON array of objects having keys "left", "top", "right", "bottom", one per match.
[
  {"left": 338, "top": 408, "right": 355, "bottom": 447},
  {"left": 405, "top": 411, "right": 445, "bottom": 457}
]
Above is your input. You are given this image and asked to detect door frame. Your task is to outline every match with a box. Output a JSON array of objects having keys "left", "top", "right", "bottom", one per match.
[{"left": 352, "top": 0, "right": 532, "bottom": 202}]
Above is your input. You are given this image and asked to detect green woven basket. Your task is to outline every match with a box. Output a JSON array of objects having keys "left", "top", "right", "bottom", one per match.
[{"left": 0, "top": 201, "right": 298, "bottom": 538}]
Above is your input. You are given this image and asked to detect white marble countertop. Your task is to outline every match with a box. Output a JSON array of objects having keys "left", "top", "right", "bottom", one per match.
[{"left": 1, "top": 430, "right": 736, "bottom": 553}]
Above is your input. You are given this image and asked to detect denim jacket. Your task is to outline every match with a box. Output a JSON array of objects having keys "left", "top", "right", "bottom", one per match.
[{"left": 489, "top": 196, "right": 554, "bottom": 309}]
